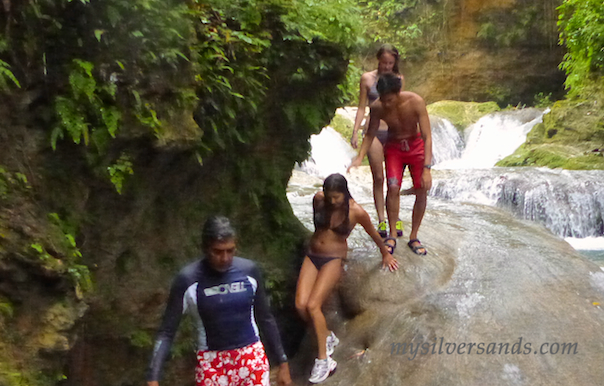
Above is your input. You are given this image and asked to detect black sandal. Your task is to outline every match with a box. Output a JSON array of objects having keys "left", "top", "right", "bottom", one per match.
[
  {"left": 407, "top": 239, "right": 427, "bottom": 255},
  {"left": 384, "top": 237, "right": 397, "bottom": 254}
]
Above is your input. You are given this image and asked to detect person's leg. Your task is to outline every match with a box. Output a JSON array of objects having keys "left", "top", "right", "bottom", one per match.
[
  {"left": 295, "top": 256, "right": 319, "bottom": 323},
  {"left": 387, "top": 182, "right": 401, "bottom": 237},
  {"left": 408, "top": 160, "right": 428, "bottom": 253},
  {"left": 384, "top": 142, "right": 403, "bottom": 238},
  {"left": 366, "top": 135, "right": 386, "bottom": 224},
  {"left": 305, "top": 259, "right": 342, "bottom": 359},
  {"left": 410, "top": 188, "right": 427, "bottom": 242}
]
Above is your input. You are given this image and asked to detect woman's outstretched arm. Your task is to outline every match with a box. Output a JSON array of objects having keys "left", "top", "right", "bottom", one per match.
[{"left": 353, "top": 204, "right": 399, "bottom": 271}]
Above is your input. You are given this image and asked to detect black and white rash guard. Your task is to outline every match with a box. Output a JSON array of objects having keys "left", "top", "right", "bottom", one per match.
[{"left": 147, "top": 256, "right": 287, "bottom": 381}]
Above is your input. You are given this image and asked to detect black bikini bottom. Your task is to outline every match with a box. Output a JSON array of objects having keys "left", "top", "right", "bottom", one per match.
[
  {"left": 374, "top": 130, "right": 388, "bottom": 145},
  {"left": 307, "top": 252, "right": 342, "bottom": 270},
  {"left": 364, "top": 129, "right": 388, "bottom": 145}
]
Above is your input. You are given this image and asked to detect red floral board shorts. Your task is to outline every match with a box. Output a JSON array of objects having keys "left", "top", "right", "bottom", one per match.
[
  {"left": 195, "top": 341, "right": 270, "bottom": 386},
  {"left": 384, "top": 133, "right": 425, "bottom": 189}
]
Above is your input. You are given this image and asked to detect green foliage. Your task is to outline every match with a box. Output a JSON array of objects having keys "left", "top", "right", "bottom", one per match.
[
  {"left": 0, "top": 167, "right": 31, "bottom": 200},
  {"left": 1, "top": 0, "right": 360, "bottom": 161},
  {"left": 534, "top": 92, "right": 553, "bottom": 108},
  {"left": 186, "top": 0, "right": 360, "bottom": 155},
  {"left": 128, "top": 329, "right": 153, "bottom": 348},
  {"left": 30, "top": 242, "right": 53, "bottom": 261},
  {"left": 3, "top": 0, "right": 193, "bottom": 150},
  {"left": 28, "top": 213, "right": 93, "bottom": 295},
  {"left": 0, "top": 297, "right": 14, "bottom": 319},
  {"left": 190, "top": 3, "right": 271, "bottom": 149},
  {"left": 0, "top": 1, "right": 360, "bottom": 385},
  {"left": 475, "top": 4, "right": 548, "bottom": 49},
  {"left": 484, "top": 85, "right": 512, "bottom": 106},
  {"left": 52, "top": 59, "right": 121, "bottom": 150},
  {"left": 358, "top": 0, "right": 443, "bottom": 59},
  {"left": 329, "top": 112, "right": 354, "bottom": 139},
  {"left": 169, "top": 317, "right": 198, "bottom": 358},
  {"left": 0, "top": 362, "right": 68, "bottom": 386},
  {"left": 558, "top": 0, "right": 604, "bottom": 96},
  {"left": 280, "top": 0, "right": 360, "bottom": 48},
  {"left": 264, "top": 272, "right": 288, "bottom": 309},
  {"left": 107, "top": 153, "right": 134, "bottom": 194},
  {"left": 497, "top": 144, "right": 604, "bottom": 169},
  {"left": 0, "top": 60, "right": 21, "bottom": 90},
  {"left": 30, "top": 238, "right": 92, "bottom": 294},
  {"left": 339, "top": 59, "right": 364, "bottom": 105},
  {"left": 426, "top": 101, "right": 500, "bottom": 131}
]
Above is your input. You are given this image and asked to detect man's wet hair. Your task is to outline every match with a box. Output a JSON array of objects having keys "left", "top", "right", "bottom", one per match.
[
  {"left": 377, "top": 72, "right": 402, "bottom": 97},
  {"left": 202, "top": 215, "right": 236, "bottom": 251}
]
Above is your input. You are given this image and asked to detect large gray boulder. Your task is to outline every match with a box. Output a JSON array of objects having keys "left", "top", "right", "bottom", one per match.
[{"left": 290, "top": 200, "right": 604, "bottom": 386}]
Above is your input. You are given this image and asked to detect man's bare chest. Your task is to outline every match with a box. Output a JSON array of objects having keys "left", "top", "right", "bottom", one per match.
[{"left": 382, "top": 109, "right": 418, "bottom": 135}]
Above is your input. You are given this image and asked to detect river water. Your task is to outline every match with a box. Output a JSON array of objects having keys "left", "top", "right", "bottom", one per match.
[
  {"left": 286, "top": 108, "right": 604, "bottom": 386},
  {"left": 289, "top": 107, "right": 604, "bottom": 266}
]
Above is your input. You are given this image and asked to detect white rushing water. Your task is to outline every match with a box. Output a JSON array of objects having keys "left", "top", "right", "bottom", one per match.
[
  {"left": 436, "top": 108, "right": 547, "bottom": 169},
  {"left": 299, "top": 126, "right": 357, "bottom": 178},
  {"left": 430, "top": 168, "right": 604, "bottom": 238},
  {"left": 292, "top": 107, "right": 604, "bottom": 264},
  {"left": 430, "top": 117, "right": 464, "bottom": 165}
]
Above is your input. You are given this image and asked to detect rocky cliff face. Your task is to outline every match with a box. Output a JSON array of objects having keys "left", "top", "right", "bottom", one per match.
[
  {"left": 395, "top": 0, "right": 565, "bottom": 105},
  {"left": 0, "top": 34, "right": 347, "bottom": 386}
]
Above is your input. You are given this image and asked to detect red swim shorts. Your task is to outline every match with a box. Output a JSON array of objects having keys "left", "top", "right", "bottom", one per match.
[
  {"left": 383, "top": 133, "right": 425, "bottom": 189},
  {"left": 195, "top": 341, "right": 269, "bottom": 386}
]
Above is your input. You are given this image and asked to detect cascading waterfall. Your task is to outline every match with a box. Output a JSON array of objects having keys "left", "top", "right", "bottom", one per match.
[
  {"left": 437, "top": 108, "right": 547, "bottom": 169},
  {"left": 428, "top": 108, "right": 604, "bottom": 252},
  {"left": 299, "top": 111, "right": 467, "bottom": 177},
  {"left": 431, "top": 168, "right": 604, "bottom": 238},
  {"left": 430, "top": 117, "right": 464, "bottom": 165},
  {"left": 299, "top": 126, "right": 357, "bottom": 178},
  {"left": 293, "top": 107, "right": 604, "bottom": 263}
]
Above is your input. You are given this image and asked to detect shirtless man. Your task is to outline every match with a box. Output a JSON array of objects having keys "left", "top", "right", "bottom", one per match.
[{"left": 348, "top": 72, "right": 432, "bottom": 255}]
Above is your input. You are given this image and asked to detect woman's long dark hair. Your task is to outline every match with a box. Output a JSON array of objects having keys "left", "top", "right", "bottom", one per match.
[
  {"left": 319, "top": 173, "right": 352, "bottom": 229},
  {"left": 376, "top": 44, "right": 400, "bottom": 75}
]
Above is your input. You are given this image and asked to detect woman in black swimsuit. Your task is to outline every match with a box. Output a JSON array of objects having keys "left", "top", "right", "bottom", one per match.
[{"left": 295, "top": 173, "right": 398, "bottom": 383}]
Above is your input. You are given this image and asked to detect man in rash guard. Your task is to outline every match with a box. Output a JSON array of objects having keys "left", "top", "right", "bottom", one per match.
[{"left": 146, "top": 216, "right": 292, "bottom": 386}]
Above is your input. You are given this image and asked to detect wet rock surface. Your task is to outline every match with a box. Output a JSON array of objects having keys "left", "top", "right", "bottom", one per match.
[{"left": 289, "top": 170, "right": 604, "bottom": 385}]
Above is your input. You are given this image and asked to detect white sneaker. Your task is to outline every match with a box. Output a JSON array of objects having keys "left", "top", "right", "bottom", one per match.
[
  {"left": 309, "top": 357, "right": 337, "bottom": 383},
  {"left": 326, "top": 331, "right": 339, "bottom": 356}
]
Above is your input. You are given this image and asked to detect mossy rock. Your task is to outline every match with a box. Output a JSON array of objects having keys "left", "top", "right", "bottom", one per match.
[
  {"left": 498, "top": 91, "right": 604, "bottom": 170},
  {"left": 329, "top": 111, "right": 354, "bottom": 140},
  {"left": 426, "top": 100, "right": 500, "bottom": 131},
  {"left": 497, "top": 143, "right": 604, "bottom": 169},
  {"left": 328, "top": 108, "right": 370, "bottom": 166}
]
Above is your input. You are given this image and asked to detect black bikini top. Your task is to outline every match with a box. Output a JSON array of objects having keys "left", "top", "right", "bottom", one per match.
[{"left": 313, "top": 204, "right": 352, "bottom": 237}]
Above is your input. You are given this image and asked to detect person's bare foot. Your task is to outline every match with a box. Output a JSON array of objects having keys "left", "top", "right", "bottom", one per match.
[{"left": 400, "top": 187, "right": 416, "bottom": 196}]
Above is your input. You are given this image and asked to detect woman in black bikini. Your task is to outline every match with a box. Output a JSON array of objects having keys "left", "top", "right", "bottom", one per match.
[
  {"left": 351, "top": 44, "right": 406, "bottom": 238},
  {"left": 295, "top": 173, "right": 398, "bottom": 383}
]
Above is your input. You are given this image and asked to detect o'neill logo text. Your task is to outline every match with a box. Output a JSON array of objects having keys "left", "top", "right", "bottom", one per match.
[{"left": 204, "top": 282, "right": 247, "bottom": 296}]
